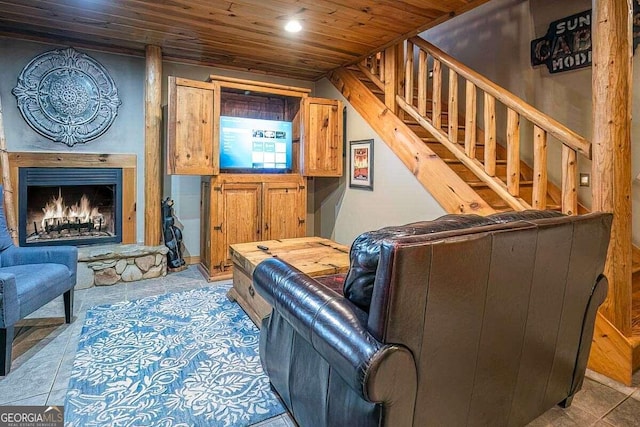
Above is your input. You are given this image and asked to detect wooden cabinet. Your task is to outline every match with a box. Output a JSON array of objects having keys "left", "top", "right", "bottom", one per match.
[
  {"left": 298, "top": 97, "right": 344, "bottom": 177},
  {"left": 166, "top": 75, "right": 343, "bottom": 177},
  {"left": 167, "top": 77, "right": 219, "bottom": 175},
  {"left": 200, "top": 174, "right": 306, "bottom": 279}
]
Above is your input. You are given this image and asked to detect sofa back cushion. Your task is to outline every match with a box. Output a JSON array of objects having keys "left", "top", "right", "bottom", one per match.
[
  {"left": 343, "top": 210, "right": 563, "bottom": 310},
  {"left": 366, "top": 212, "right": 611, "bottom": 425}
]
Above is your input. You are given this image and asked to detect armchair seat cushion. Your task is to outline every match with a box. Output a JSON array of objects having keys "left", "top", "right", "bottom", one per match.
[{"left": 2, "top": 264, "right": 72, "bottom": 318}]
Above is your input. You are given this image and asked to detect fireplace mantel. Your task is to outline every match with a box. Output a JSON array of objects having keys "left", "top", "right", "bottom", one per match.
[{"left": 8, "top": 152, "right": 137, "bottom": 244}]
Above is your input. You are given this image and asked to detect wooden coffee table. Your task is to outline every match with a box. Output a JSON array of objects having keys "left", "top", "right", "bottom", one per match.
[{"left": 228, "top": 237, "right": 350, "bottom": 326}]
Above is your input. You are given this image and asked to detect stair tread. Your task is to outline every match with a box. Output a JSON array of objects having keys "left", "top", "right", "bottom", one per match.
[
  {"left": 442, "top": 158, "right": 507, "bottom": 165},
  {"left": 422, "top": 137, "right": 487, "bottom": 147},
  {"left": 468, "top": 180, "right": 534, "bottom": 188}
]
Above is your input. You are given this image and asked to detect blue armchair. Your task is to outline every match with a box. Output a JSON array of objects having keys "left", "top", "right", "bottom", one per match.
[{"left": 0, "top": 188, "right": 77, "bottom": 375}]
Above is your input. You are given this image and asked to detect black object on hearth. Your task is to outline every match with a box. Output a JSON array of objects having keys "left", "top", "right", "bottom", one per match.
[{"left": 161, "top": 197, "right": 185, "bottom": 270}]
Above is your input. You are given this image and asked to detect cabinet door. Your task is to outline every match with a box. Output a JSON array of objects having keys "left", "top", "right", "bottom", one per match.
[
  {"left": 263, "top": 178, "right": 306, "bottom": 240},
  {"left": 211, "top": 182, "right": 262, "bottom": 273},
  {"left": 167, "top": 76, "right": 219, "bottom": 175},
  {"left": 300, "top": 97, "right": 343, "bottom": 177}
]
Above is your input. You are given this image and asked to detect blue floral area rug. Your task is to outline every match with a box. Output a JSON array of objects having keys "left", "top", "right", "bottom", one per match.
[{"left": 65, "top": 285, "right": 285, "bottom": 427}]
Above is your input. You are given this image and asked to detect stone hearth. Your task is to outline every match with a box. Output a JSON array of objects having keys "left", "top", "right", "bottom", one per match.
[{"left": 77, "top": 244, "right": 168, "bottom": 289}]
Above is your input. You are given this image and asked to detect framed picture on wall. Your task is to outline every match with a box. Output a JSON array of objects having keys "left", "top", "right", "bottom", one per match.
[{"left": 349, "top": 139, "right": 373, "bottom": 191}]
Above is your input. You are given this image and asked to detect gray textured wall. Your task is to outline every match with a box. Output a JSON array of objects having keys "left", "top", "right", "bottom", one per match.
[{"left": 0, "top": 37, "right": 146, "bottom": 243}]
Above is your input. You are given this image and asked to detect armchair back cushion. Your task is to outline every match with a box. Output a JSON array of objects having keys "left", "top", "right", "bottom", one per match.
[{"left": 0, "top": 193, "right": 14, "bottom": 253}]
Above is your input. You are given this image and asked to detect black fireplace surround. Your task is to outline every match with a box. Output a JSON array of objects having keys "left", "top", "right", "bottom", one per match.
[{"left": 19, "top": 168, "right": 123, "bottom": 247}]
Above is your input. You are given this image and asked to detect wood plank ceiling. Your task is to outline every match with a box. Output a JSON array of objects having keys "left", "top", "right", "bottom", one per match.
[{"left": 0, "top": 0, "right": 489, "bottom": 81}]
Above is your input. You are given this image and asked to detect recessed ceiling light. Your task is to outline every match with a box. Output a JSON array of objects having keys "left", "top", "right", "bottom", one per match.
[{"left": 285, "top": 20, "right": 302, "bottom": 33}]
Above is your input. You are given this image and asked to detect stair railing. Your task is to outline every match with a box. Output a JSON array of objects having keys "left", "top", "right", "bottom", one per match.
[{"left": 359, "top": 37, "right": 591, "bottom": 214}]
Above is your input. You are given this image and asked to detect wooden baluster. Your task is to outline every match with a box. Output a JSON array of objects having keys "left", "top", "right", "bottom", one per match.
[
  {"left": 432, "top": 59, "right": 442, "bottom": 129},
  {"left": 532, "top": 125, "right": 548, "bottom": 209},
  {"left": 562, "top": 145, "right": 577, "bottom": 215},
  {"left": 506, "top": 108, "right": 520, "bottom": 196},
  {"left": 384, "top": 44, "right": 402, "bottom": 115},
  {"left": 404, "top": 40, "right": 414, "bottom": 105},
  {"left": 378, "top": 51, "right": 385, "bottom": 83},
  {"left": 418, "top": 49, "right": 428, "bottom": 116},
  {"left": 371, "top": 54, "right": 377, "bottom": 76},
  {"left": 465, "top": 81, "right": 476, "bottom": 156},
  {"left": 448, "top": 70, "right": 458, "bottom": 143},
  {"left": 483, "top": 93, "right": 496, "bottom": 176}
]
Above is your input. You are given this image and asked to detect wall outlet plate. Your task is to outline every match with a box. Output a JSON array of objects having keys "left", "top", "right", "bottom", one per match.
[{"left": 579, "top": 173, "right": 590, "bottom": 187}]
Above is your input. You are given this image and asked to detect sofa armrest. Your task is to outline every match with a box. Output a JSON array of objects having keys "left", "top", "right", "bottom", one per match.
[
  {"left": 1, "top": 246, "right": 78, "bottom": 278},
  {"left": 253, "top": 257, "right": 416, "bottom": 405},
  {"left": 0, "top": 272, "right": 19, "bottom": 328}
]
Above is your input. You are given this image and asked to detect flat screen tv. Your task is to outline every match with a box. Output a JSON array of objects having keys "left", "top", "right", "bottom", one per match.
[{"left": 219, "top": 116, "right": 293, "bottom": 173}]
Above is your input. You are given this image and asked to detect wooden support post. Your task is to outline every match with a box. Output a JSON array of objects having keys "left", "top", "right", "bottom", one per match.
[
  {"left": 591, "top": 0, "right": 632, "bottom": 336},
  {"left": 144, "top": 45, "right": 162, "bottom": 246},
  {"left": 0, "top": 94, "right": 17, "bottom": 244}
]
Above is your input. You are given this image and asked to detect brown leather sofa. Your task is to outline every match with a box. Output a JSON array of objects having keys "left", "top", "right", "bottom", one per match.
[{"left": 253, "top": 211, "right": 612, "bottom": 426}]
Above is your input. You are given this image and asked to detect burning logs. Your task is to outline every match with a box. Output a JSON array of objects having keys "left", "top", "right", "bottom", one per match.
[
  {"left": 26, "top": 190, "right": 114, "bottom": 243},
  {"left": 36, "top": 216, "right": 103, "bottom": 235}
]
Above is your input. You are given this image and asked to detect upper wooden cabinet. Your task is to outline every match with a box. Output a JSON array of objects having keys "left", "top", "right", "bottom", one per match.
[
  {"left": 299, "top": 97, "right": 344, "bottom": 177},
  {"left": 166, "top": 75, "right": 343, "bottom": 177},
  {"left": 167, "top": 77, "right": 219, "bottom": 175}
]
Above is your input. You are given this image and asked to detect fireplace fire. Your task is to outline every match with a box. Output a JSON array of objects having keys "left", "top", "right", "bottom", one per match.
[
  {"left": 19, "top": 168, "right": 123, "bottom": 247},
  {"left": 28, "top": 188, "right": 113, "bottom": 243}
]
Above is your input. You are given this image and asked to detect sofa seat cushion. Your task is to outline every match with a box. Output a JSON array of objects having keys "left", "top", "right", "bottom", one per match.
[
  {"left": 315, "top": 273, "right": 347, "bottom": 294},
  {"left": 344, "top": 210, "right": 565, "bottom": 310},
  {"left": 1, "top": 264, "right": 72, "bottom": 319}
]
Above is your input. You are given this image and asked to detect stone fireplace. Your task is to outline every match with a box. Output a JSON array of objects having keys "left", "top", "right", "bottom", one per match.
[{"left": 18, "top": 167, "right": 123, "bottom": 246}]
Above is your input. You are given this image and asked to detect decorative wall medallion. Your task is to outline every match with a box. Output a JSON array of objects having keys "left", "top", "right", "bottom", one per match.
[{"left": 12, "top": 47, "right": 121, "bottom": 146}]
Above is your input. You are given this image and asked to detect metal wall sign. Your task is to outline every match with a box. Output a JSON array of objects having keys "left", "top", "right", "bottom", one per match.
[
  {"left": 12, "top": 47, "right": 121, "bottom": 146},
  {"left": 530, "top": 10, "right": 592, "bottom": 74},
  {"left": 532, "top": 3, "right": 640, "bottom": 74}
]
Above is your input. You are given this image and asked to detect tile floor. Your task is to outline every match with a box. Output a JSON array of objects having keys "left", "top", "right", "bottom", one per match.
[{"left": 0, "top": 265, "right": 638, "bottom": 426}]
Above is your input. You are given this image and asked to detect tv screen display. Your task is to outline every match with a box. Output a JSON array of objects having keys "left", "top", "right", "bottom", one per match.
[{"left": 219, "top": 116, "right": 292, "bottom": 172}]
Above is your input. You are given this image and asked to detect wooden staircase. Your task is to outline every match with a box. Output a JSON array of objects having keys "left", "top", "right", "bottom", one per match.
[
  {"left": 343, "top": 63, "right": 564, "bottom": 213},
  {"left": 328, "top": 36, "right": 640, "bottom": 385}
]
